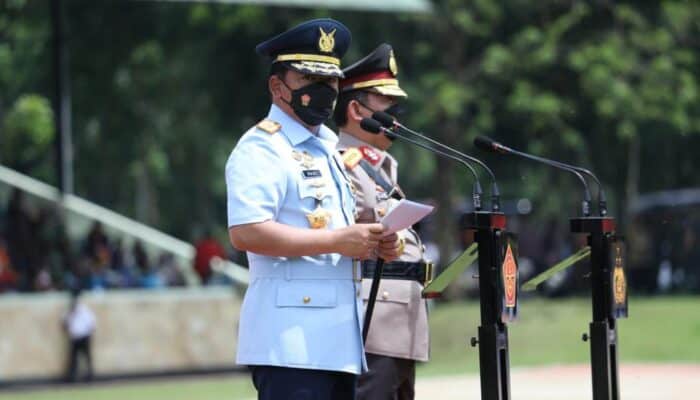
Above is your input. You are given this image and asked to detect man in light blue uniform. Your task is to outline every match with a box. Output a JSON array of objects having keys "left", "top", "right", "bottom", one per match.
[{"left": 225, "top": 19, "right": 401, "bottom": 399}]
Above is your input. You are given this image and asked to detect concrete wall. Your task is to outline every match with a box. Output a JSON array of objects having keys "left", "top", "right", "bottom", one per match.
[{"left": 0, "top": 288, "right": 241, "bottom": 381}]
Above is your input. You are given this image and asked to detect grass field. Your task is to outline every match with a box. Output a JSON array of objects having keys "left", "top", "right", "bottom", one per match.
[
  {"left": 421, "top": 295, "right": 700, "bottom": 376},
  {"left": 1, "top": 296, "right": 698, "bottom": 400}
]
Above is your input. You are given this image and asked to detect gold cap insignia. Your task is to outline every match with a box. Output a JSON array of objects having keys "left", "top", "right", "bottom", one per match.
[
  {"left": 306, "top": 205, "right": 332, "bottom": 229},
  {"left": 256, "top": 119, "right": 280, "bottom": 134},
  {"left": 318, "top": 28, "right": 336, "bottom": 53},
  {"left": 389, "top": 50, "right": 398, "bottom": 76}
]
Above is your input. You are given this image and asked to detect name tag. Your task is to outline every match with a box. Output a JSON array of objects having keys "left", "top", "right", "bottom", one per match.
[{"left": 302, "top": 169, "right": 322, "bottom": 179}]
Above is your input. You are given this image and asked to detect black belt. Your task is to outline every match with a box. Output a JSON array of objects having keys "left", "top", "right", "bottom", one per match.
[{"left": 361, "top": 260, "right": 434, "bottom": 285}]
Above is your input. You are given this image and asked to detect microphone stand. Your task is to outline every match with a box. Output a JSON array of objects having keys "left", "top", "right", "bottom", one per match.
[
  {"left": 364, "top": 119, "right": 516, "bottom": 400},
  {"left": 475, "top": 137, "right": 628, "bottom": 400},
  {"left": 373, "top": 111, "right": 501, "bottom": 212}
]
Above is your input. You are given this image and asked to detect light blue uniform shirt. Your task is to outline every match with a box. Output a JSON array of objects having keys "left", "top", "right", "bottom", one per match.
[{"left": 226, "top": 104, "right": 366, "bottom": 374}]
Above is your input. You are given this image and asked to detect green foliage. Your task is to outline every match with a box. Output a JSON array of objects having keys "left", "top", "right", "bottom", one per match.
[
  {"left": 1, "top": 94, "right": 54, "bottom": 173},
  {"left": 2, "top": 0, "right": 700, "bottom": 244}
]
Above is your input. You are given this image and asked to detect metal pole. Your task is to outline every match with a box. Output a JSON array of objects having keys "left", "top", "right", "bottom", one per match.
[
  {"left": 572, "top": 218, "right": 621, "bottom": 400},
  {"left": 51, "top": 0, "right": 73, "bottom": 195},
  {"left": 363, "top": 258, "right": 385, "bottom": 342},
  {"left": 469, "top": 212, "right": 511, "bottom": 400}
]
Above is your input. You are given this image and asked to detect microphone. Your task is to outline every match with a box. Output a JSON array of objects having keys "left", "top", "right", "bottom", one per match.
[
  {"left": 360, "top": 118, "right": 484, "bottom": 211},
  {"left": 473, "top": 136, "right": 594, "bottom": 216},
  {"left": 474, "top": 136, "right": 594, "bottom": 217},
  {"left": 373, "top": 111, "right": 501, "bottom": 212}
]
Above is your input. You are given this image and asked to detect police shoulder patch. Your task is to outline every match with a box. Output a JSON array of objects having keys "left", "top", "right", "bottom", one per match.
[
  {"left": 342, "top": 147, "right": 363, "bottom": 169},
  {"left": 256, "top": 119, "right": 281, "bottom": 135},
  {"left": 359, "top": 146, "right": 381, "bottom": 166}
]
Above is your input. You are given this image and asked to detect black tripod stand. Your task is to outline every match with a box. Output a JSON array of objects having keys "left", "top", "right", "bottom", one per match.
[
  {"left": 466, "top": 211, "right": 518, "bottom": 400},
  {"left": 571, "top": 217, "right": 628, "bottom": 400}
]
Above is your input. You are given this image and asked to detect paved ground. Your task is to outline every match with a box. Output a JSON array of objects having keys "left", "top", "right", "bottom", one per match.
[{"left": 415, "top": 364, "right": 700, "bottom": 400}]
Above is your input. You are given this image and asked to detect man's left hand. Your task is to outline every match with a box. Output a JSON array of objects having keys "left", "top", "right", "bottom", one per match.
[{"left": 377, "top": 232, "right": 401, "bottom": 262}]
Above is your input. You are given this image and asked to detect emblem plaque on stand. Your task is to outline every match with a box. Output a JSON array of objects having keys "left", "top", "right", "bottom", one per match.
[
  {"left": 610, "top": 238, "right": 628, "bottom": 319},
  {"left": 498, "top": 232, "right": 519, "bottom": 323}
]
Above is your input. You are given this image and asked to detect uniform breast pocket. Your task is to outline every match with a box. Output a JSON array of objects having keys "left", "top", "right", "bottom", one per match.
[
  {"left": 361, "top": 280, "right": 412, "bottom": 305},
  {"left": 276, "top": 282, "right": 338, "bottom": 308}
]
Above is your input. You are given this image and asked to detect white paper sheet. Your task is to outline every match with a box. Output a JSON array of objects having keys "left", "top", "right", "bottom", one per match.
[{"left": 380, "top": 199, "right": 435, "bottom": 236}]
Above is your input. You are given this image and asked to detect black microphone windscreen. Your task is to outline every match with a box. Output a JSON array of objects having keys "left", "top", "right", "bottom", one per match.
[
  {"left": 372, "top": 111, "right": 395, "bottom": 128},
  {"left": 474, "top": 136, "right": 498, "bottom": 153},
  {"left": 360, "top": 118, "right": 383, "bottom": 134}
]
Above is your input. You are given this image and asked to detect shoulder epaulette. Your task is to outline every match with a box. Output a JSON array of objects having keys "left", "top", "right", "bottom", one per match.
[
  {"left": 341, "top": 147, "right": 363, "bottom": 169},
  {"left": 359, "top": 145, "right": 381, "bottom": 166},
  {"left": 256, "top": 119, "right": 281, "bottom": 135}
]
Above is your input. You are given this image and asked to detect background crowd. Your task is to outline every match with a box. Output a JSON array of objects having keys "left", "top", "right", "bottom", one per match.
[{"left": 0, "top": 189, "right": 244, "bottom": 293}]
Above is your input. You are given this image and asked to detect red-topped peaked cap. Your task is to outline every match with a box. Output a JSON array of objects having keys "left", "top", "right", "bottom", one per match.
[{"left": 340, "top": 43, "right": 407, "bottom": 98}]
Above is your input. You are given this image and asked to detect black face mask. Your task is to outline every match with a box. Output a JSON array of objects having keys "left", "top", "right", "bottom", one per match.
[
  {"left": 384, "top": 103, "right": 405, "bottom": 118},
  {"left": 281, "top": 80, "right": 338, "bottom": 126},
  {"left": 357, "top": 100, "right": 405, "bottom": 118},
  {"left": 357, "top": 100, "right": 405, "bottom": 141}
]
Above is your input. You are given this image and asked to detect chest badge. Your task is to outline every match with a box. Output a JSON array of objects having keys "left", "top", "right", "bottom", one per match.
[
  {"left": 301, "top": 151, "right": 315, "bottom": 168},
  {"left": 306, "top": 206, "right": 332, "bottom": 229}
]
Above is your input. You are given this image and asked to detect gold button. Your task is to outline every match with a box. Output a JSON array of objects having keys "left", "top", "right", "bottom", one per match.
[
  {"left": 316, "top": 191, "right": 324, "bottom": 199},
  {"left": 382, "top": 291, "right": 389, "bottom": 300},
  {"left": 303, "top": 296, "right": 311, "bottom": 304}
]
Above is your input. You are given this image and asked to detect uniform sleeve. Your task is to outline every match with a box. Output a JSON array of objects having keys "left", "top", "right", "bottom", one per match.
[
  {"left": 344, "top": 164, "right": 376, "bottom": 222},
  {"left": 226, "top": 133, "right": 288, "bottom": 227}
]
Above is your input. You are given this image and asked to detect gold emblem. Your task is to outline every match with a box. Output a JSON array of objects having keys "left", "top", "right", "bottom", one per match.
[
  {"left": 318, "top": 28, "right": 336, "bottom": 53},
  {"left": 397, "top": 236, "right": 406, "bottom": 256},
  {"left": 306, "top": 205, "right": 332, "bottom": 229},
  {"left": 502, "top": 243, "right": 517, "bottom": 308},
  {"left": 301, "top": 151, "right": 315, "bottom": 168},
  {"left": 389, "top": 50, "right": 398, "bottom": 76},
  {"left": 613, "top": 245, "right": 626, "bottom": 305},
  {"left": 301, "top": 93, "right": 311, "bottom": 107}
]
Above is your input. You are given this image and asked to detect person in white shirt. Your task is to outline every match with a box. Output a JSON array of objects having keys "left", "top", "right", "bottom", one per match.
[{"left": 63, "top": 289, "right": 96, "bottom": 382}]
